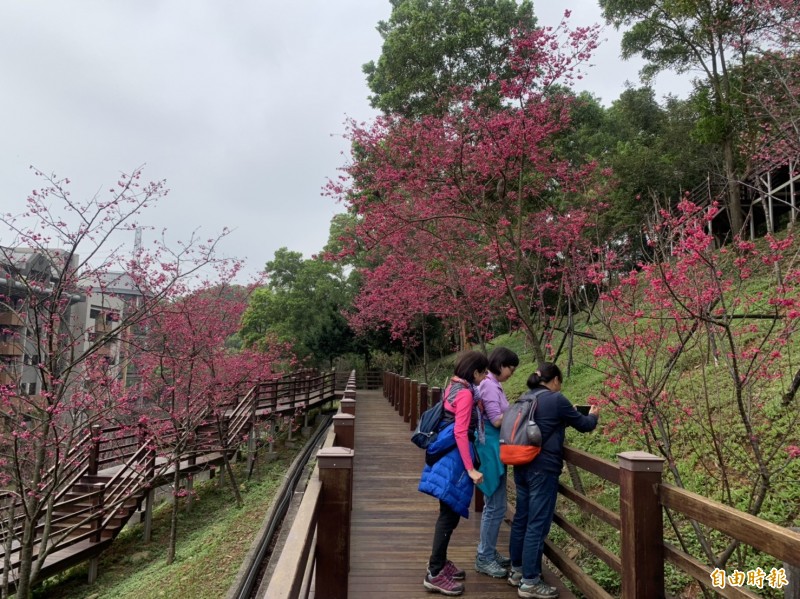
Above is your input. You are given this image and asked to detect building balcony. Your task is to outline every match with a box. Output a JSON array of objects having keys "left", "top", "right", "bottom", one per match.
[
  {"left": 94, "top": 344, "right": 117, "bottom": 358},
  {"left": 0, "top": 341, "right": 24, "bottom": 357},
  {"left": 0, "top": 312, "right": 23, "bottom": 327}
]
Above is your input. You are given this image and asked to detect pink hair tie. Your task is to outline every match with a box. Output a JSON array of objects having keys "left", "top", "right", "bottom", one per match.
[{"left": 535, "top": 370, "right": 541, "bottom": 376}]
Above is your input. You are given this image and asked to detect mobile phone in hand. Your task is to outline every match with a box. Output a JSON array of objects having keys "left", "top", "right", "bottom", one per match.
[{"left": 575, "top": 405, "right": 590, "bottom": 416}]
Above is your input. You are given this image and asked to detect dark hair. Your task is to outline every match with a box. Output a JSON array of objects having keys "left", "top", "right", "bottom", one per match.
[
  {"left": 453, "top": 350, "right": 489, "bottom": 384},
  {"left": 487, "top": 347, "right": 519, "bottom": 375},
  {"left": 527, "top": 362, "right": 563, "bottom": 389}
]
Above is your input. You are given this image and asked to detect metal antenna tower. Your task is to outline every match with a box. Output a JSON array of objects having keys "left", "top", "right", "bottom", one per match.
[{"left": 133, "top": 228, "right": 142, "bottom": 257}]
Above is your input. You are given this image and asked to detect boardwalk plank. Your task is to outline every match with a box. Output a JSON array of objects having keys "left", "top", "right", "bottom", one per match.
[{"left": 348, "top": 390, "right": 564, "bottom": 599}]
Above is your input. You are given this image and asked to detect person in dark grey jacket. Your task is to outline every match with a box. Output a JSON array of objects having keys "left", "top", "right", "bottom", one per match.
[{"left": 508, "top": 362, "right": 600, "bottom": 599}]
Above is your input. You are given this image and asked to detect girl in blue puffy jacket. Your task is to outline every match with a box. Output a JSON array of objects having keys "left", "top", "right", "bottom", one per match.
[{"left": 419, "top": 350, "right": 488, "bottom": 596}]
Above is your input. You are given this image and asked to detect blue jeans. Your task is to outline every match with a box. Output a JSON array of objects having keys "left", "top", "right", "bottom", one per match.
[
  {"left": 509, "top": 466, "right": 559, "bottom": 584},
  {"left": 476, "top": 472, "right": 507, "bottom": 562}
]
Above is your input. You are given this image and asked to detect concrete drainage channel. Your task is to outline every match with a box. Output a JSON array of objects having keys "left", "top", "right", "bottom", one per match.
[{"left": 226, "top": 413, "right": 334, "bottom": 599}]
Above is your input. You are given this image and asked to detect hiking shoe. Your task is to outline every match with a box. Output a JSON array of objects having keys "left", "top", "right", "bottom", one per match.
[
  {"left": 507, "top": 567, "right": 523, "bottom": 587},
  {"left": 494, "top": 551, "right": 512, "bottom": 568},
  {"left": 518, "top": 580, "right": 559, "bottom": 598},
  {"left": 442, "top": 560, "right": 466, "bottom": 581},
  {"left": 475, "top": 557, "right": 508, "bottom": 578},
  {"left": 423, "top": 570, "right": 465, "bottom": 596}
]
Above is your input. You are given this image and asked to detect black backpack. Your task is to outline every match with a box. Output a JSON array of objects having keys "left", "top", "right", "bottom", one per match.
[{"left": 411, "top": 383, "right": 461, "bottom": 449}]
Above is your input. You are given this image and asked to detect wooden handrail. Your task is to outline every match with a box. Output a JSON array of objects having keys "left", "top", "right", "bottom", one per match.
[
  {"left": 663, "top": 543, "right": 761, "bottom": 599},
  {"left": 660, "top": 483, "right": 800, "bottom": 568},
  {"left": 263, "top": 477, "right": 322, "bottom": 597},
  {"left": 101, "top": 442, "right": 155, "bottom": 526},
  {"left": 262, "top": 370, "right": 354, "bottom": 598}
]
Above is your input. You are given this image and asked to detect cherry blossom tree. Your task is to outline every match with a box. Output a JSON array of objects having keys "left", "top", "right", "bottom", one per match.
[
  {"left": 329, "top": 17, "right": 606, "bottom": 362},
  {"left": 590, "top": 199, "right": 800, "bottom": 569},
  {"left": 0, "top": 167, "right": 236, "bottom": 597},
  {"left": 132, "top": 273, "right": 291, "bottom": 564}
]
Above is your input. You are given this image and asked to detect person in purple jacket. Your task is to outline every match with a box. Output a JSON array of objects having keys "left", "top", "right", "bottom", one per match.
[
  {"left": 508, "top": 362, "right": 600, "bottom": 599},
  {"left": 474, "top": 347, "right": 519, "bottom": 578}
]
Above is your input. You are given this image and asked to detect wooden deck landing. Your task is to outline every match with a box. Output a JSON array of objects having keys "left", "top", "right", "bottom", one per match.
[{"left": 348, "top": 390, "right": 573, "bottom": 599}]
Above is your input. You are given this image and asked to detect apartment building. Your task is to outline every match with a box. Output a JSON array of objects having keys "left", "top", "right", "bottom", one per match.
[{"left": 0, "top": 247, "right": 127, "bottom": 399}]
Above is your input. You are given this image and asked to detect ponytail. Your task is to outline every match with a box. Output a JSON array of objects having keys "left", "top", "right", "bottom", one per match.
[{"left": 526, "top": 362, "right": 563, "bottom": 389}]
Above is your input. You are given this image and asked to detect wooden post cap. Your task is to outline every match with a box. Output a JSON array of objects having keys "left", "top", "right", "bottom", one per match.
[
  {"left": 317, "top": 447, "right": 354, "bottom": 469},
  {"left": 618, "top": 451, "right": 664, "bottom": 472},
  {"left": 332, "top": 413, "right": 355, "bottom": 425}
]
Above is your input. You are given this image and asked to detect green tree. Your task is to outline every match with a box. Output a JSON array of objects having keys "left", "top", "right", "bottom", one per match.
[
  {"left": 558, "top": 87, "right": 710, "bottom": 249},
  {"left": 598, "top": 0, "right": 779, "bottom": 236},
  {"left": 363, "top": 0, "right": 535, "bottom": 117},
  {"left": 240, "top": 248, "right": 355, "bottom": 367},
  {"left": 604, "top": 88, "right": 710, "bottom": 235}
]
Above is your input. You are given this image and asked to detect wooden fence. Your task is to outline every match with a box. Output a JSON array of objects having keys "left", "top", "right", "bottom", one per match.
[{"left": 263, "top": 370, "right": 357, "bottom": 599}]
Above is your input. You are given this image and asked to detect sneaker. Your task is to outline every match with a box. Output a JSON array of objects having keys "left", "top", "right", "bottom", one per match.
[
  {"left": 507, "top": 567, "right": 523, "bottom": 587},
  {"left": 518, "top": 580, "right": 559, "bottom": 598},
  {"left": 494, "top": 551, "right": 512, "bottom": 568},
  {"left": 423, "top": 570, "right": 465, "bottom": 596},
  {"left": 442, "top": 560, "right": 466, "bottom": 581},
  {"left": 475, "top": 557, "right": 508, "bottom": 578}
]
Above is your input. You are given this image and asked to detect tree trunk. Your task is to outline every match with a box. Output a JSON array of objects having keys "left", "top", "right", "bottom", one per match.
[
  {"left": 422, "top": 317, "right": 429, "bottom": 385},
  {"left": 224, "top": 458, "right": 243, "bottom": 507},
  {"left": 15, "top": 522, "right": 35, "bottom": 599},
  {"left": 2, "top": 498, "right": 16, "bottom": 598},
  {"left": 724, "top": 138, "right": 744, "bottom": 236},
  {"left": 16, "top": 423, "right": 51, "bottom": 598},
  {"left": 166, "top": 459, "right": 181, "bottom": 565}
]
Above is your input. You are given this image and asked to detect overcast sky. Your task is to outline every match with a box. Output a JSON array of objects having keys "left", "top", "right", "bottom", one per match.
[{"left": 0, "top": 1, "right": 693, "bottom": 281}]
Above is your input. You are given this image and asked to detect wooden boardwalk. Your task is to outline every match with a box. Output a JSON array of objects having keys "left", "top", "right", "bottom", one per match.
[{"left": 348, "top": 390, "right": 566, "bottom": 599}]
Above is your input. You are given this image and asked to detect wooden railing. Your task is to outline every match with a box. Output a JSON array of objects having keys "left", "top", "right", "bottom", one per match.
[
  {"left": 0, "top": 369, "right": 340, "bottom": 593},
  {"left": 383, "top": 371, "right": 800, "bottom": 599},
  {"left": 264, "top": 370, "right": 357, "bottom": 599}
]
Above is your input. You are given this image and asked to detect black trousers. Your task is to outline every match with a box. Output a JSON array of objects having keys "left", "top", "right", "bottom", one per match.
[{"left": 428, "top": 500, "right": 461, "bottom": 576}]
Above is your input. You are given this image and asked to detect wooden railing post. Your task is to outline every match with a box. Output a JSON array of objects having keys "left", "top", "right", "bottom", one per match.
[
  {"left": 397, "top": 377, "right": 405, "bottom": 417},
  {"left": 247, "top": 389, "right": 258, "bottom": 476},
  {"left": 618, "top": 451, "right": 665, "bottom": 599},
  {"left": 88, "top": 488, "right": 103, "bottom": 584},
  {"left": 430, "top": 386, "right": 442, "bottom": 407},
  {"left": 341, "top": 396, "right": 356, "bottom": 416},
  {"left": 89, "top": 424, "right": 101, "bottom": 476},
  {"left": 418, "top": 383, "right": 429, "bottom": 417},
  {"left": 396, "top": 377, "right": 404, "bottom": 415},
  {"left": 474, "top": 488, "right": 485, "bottom": 513},
  {"left": 403, "top": 377, "right": 411, "bottom": 418},
  {"left": 333, "top": 413, "right": 355, "bottom": 450},
  {"left": 316, "top": 447, "right": 354, "bottom": 599},
  {"left": 411, "top": 381, "right": 424, "bottom": 430},
  {"left": 403, "top": 379, "right": 418, "bottom": 430},
  {"left": 91, "top": 488, "right": 104, "bottom": 543},
  {"left": 186, "top": 453, "right": 196, "bottom": 512},
  {"left": 786, "top": 528, "right": 800, "bottom": 599},
  {"left": 392, "top": 374, "right": 403, "bottom": 412},
  {"left": 407, "top": 380, "right": 418, "bottom": 427}
]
